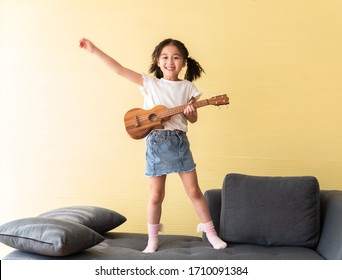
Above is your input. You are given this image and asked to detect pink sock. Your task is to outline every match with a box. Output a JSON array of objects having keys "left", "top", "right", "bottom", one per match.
[
  {"left": 143, "top": 223, "right": 163, "bottom": 253},
  {"left": 197, "top": 221, "right": 227, "bottom": 249}
]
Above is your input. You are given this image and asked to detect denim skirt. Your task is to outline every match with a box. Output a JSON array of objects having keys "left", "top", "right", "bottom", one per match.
[{"left": 145, "top": 130, "right": 196, "bottom": 177}]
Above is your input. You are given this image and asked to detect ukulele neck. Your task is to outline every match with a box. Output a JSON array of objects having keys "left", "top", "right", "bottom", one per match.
[{"left": 158, "top": 99, "right": 209, "bottom": 118}]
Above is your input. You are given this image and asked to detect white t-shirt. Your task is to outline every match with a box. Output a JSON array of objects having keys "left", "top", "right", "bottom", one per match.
[{"left": 139, "top": 73, "right": 202, "bottom": 132}]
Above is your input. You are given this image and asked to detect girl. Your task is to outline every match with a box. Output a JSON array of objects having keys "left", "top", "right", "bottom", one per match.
[{"left": 79, "top": 38, "right": 227, "bottom": 252}]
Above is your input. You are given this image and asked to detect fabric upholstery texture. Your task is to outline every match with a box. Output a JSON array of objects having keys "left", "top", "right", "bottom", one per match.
[{"left": 220, "top": 173, "right": 320, "bottom": 247}]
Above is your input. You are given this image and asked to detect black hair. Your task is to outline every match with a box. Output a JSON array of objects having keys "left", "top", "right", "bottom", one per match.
[{"left": 149, "top": 38, "right": 204, "bottom": 82}]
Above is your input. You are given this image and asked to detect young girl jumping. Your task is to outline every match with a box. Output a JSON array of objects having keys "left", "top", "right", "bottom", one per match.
[{"left": 79, "top": 38, "right": 227, "bottom": 252}]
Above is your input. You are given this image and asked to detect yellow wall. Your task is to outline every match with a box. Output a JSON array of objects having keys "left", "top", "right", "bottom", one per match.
[{"left": 1, "top": 0, "right": 342, "bottom": 247}]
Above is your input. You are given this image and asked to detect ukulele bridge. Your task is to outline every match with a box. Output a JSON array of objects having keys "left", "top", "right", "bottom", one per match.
[{"left": 134, "top": 116, "right": 140, "bottom": 127}]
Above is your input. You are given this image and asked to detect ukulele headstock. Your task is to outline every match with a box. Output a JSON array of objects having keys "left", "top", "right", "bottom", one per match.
[{"left": 208, "top": 94, "right": 229, "bottom": 107}]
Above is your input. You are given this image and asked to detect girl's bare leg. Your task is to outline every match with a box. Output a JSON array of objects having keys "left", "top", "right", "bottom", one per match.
[
  {"left": 143, "top": 175, "right": 166, "bottom": 253},
  {"left": 179, "top": 170, "right": 227, "bottom": 249}
]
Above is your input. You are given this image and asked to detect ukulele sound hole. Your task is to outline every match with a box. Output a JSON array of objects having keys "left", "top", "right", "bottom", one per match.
[{"left": 148, "top": 113, "right": 158, "bottom": 122}]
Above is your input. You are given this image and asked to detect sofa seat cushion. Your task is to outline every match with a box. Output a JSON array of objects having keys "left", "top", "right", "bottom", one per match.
[
  {"left": 2, "top": 232, "right": 324, "bottom": 260},
  {"left": 220, "top": 173, "right": 320, "bottom": 248}
]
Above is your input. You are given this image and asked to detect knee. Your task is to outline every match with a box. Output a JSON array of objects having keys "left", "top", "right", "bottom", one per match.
[
  {"left": 186, "top": 186, "right": 203, "bottom": 200},
  {"left": 149, "top": 190, "right": 165, "bottom": 205}
]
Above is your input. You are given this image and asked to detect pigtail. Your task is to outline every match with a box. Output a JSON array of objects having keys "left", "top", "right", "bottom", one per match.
[
  {"left": 184, "top": 57, "right": 205, "bottom": 82},
  {"left": 149, "top": 63, "right": 163, "bottom": 79}
]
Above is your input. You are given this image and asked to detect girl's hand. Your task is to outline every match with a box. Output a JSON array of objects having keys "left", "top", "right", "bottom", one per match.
[
  {"left": 184, "top": 104, "right": 196, "bottom": 115},
  {"left": 79, "top": 38, "right": 96, "bottom": 53},
  {"left": 184, "top": 98, "right": 198, "bottom": 123},
  {"left": 184, "top": 98, "right": 196, "bottom": 114}
]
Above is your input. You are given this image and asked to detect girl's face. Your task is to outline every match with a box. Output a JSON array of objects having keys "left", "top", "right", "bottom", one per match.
[{"left": 157, "top": 45, "right": 186, "bottom": 81}]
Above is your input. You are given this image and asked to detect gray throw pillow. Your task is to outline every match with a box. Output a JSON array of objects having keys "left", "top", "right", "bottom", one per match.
[
  {"left": 220, "top": 173, "right": 320, "bottom": 247},
  {"left": 39, "top": 206, "right": 126, "bottom": 234},
  {"left": 0, "top": 217, "right": 104, "bottom": 256}
]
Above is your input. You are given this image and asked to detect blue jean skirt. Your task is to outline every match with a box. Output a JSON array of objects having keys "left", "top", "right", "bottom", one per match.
[{"left": 145, "top": 130, "right": 196, "bottom": 177}]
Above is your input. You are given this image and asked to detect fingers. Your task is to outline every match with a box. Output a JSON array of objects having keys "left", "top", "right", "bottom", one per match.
[
  {"left": 79, "top": 38, "right": 88, "bottom": 48},
  {"left": 79, "top": 38, "right": 94, "bottom": 52},
  {"left": 79, "top": 39, "right": 85, "bottom": 48},
  {"left": 184, "top": 104, "right": 196, "bottom": 115}
]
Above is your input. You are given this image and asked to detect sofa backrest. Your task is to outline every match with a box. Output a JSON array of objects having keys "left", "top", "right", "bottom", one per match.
[
  {"left": 219, "top": 174, "right": 321, "bottom": 247},
  {"left": 205, "top": 173, "right": 321, "bottom": 248},
  {"left": 316, "top": 190, "right": 342, "bottom": 260},
  {"left": 205, "top": 174, "right": 342, "bottom": 259}
]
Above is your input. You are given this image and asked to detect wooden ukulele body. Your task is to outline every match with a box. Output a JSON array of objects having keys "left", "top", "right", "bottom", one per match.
[{"left": 124, "top": 105, "right": 170, "bottom": 139}]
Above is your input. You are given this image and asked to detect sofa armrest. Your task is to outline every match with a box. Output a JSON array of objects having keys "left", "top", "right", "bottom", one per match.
[
  {"left": 204, "top": 189, "right": 222, "bottom": 241},
  {"left": 316, "top": 190, "right": 342, "bottom": 260}
]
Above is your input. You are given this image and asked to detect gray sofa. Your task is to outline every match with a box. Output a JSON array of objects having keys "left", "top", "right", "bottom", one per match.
[{"left": 2, "top": 173, "right": 342, "bottom": 260}]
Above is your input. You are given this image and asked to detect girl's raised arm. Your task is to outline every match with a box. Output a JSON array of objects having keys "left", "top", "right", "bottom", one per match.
[{"left": 79, "top": 38, "right": 143, "bottom": 86}]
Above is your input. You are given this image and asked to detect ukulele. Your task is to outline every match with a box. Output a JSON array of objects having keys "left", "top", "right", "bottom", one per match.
[{"left": 124, "top": 94, "right": 229, "bottom": 139}]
